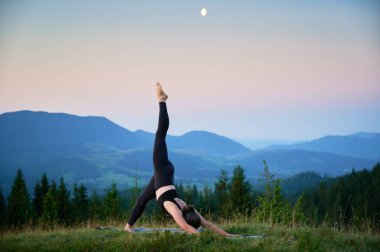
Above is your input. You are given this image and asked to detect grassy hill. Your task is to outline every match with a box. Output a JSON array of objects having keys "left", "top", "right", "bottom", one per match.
[{"left": 1, "top": 220, "right": 379, "bottom": 252}]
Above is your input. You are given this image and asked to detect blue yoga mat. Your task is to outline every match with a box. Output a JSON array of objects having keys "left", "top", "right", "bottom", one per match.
[{"left": 95, "top": 226, "right": 263, "bottom": 238}]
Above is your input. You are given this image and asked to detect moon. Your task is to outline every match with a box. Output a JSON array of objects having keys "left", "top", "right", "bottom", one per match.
[{"left": 200, "top": 8, "right": 207, "bottom": 17}]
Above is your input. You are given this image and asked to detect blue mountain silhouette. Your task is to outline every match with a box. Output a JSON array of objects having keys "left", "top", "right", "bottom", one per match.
[{"left": 0, "top": 110, "right": 378, "bottom": 194}]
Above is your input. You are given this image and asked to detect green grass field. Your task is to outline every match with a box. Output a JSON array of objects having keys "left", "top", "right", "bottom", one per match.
[{"left": 1, "top": 220, "right": 380, "bottom": 252}]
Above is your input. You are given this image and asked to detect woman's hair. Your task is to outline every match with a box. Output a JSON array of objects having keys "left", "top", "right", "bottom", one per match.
[{"left": 182, "top": 205, "right": 201, "bottom": 229}]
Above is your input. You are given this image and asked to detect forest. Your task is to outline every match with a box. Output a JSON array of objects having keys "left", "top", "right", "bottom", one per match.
[{"left": 0, "top": 161, "right": 379, "bottom": 233}]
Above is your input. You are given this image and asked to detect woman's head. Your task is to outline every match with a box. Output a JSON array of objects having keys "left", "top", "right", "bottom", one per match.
[{"left": 182, "top": 205, "right": 201, "bottom": 229}]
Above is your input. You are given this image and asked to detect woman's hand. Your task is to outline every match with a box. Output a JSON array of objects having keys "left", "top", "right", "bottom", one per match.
[
  {"left": 123, "top": 224, "right": 136, "bottom": 233},
  {"left": 225, "top": 233, "right": 242, "bottom": 238}
]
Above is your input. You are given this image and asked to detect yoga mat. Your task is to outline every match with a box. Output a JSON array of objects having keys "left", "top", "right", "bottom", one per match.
[
  {"left": 95, "top": 226, "right": 204, "bottom": 233},
  {"left": 95, "top": 226, "right": 263, "bottom": 238}
]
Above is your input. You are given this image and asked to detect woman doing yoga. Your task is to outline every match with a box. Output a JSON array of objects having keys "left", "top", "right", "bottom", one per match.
[{"left": 123, "top": 83, "right": 238, "bottom": 237}]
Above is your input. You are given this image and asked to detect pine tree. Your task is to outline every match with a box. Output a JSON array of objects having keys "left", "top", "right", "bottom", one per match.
[
  {"left": 72, "top": 183, "right": 78, "bottom": 220},
  {"left": 0, "top": 185, "right": 5, "bottom": 226},
  {"left": 177, "top": 182, "right": 185, "bottom": 198},
  {"left": 33, "top": 173, "right": 49, "bottom": 220},
  {"left": 89, "top": 190, "right": 102, "bottom": 220},
  {"left": 257, "top": 160, "right": 275, "bottom": 222},
  {"left": 5, "top": 169, "right": 31, "bottom": 226},
  {"left": 192, "top": 185, "right": 199, "bottom": 206},
  {"left": 183, "top": 184, "right": 193, "bottom": 204},
  {"left": 292, "top": 193, "right": 306, "bottom": 226},
  {"left": 42, "top": 187, "right": 58, "bottom": 224},
  {"left": 104, "top": 183, "right": 121, "bottom": 219},
  {"left": 272, "top": 180, "right": 284, "bottom": 207},
  {"left": 32, "top": 180, "right": 43, "bottom": 218},
  {"left": 72, "top": 183, "right": 89, "bottom": 222},
  {"left": 214, "top": 169, "right": 230, "bottom": 214},
  {"left": 42, "top": 179, "right": 58, "bottom": 224},
  {"left": 56, "top": 177, "right": 70, "bottom": 224},
  {"left": 40, "top": 173, "right": 49, "bottom": 199},
  {"left": 260, "top": 160, "right": 274, "bottom": 201},
  {"left": 230, "top": 165, "right": 251, "bottom": 213},
  {"left": 199, "top": 186, "right": 214, "bottom": 213},
  {"left": 271, "top": 179, "right": 290, "bottom": 223},
  {"left": 50, "top": 179, "right": 57, "bottom": 195}
]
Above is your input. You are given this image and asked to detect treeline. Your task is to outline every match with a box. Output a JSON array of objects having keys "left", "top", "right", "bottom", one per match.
[
  {"left": 0, "top": 171, "right": 126, "bottom": 228},
  {"left": 0, "top": 162, "right": 379, "bottom": 232},
  {"left": 302, "top": 163, "right": 380, "bottom": 230}
]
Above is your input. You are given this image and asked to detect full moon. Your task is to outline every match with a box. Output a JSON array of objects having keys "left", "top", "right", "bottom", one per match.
[{"left": 201, "top": 8, "right": 207, "bottom": 16}]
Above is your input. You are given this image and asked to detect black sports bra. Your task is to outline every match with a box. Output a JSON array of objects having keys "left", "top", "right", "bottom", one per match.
[{"left": 157, "top": 189, "right": 182, "bottom": 215}]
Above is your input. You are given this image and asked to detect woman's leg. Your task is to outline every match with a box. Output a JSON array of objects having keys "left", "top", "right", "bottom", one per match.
[
  {"left": 153, "top": 102, "right": 170, "bottom": 169},
  {"left": 125, "top": 83, "right": 169, "bottom": 231},
  {"left": 126, "top": 176, "right": 155, "bottom": 226}
]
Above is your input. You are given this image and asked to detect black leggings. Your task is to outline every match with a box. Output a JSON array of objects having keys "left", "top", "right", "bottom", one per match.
[{"left": 127, "top": 102, "right": 174, "bottom": 226}]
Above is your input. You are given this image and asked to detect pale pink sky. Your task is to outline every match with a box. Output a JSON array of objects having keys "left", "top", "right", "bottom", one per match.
[{"left": 0, "top": 1, "right": 379, "bottom": 139}]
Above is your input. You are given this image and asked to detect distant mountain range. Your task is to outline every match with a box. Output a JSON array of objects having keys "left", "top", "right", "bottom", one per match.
[
  {"left": 264, "top": 132, "right": 380, "bottom": 160},
  {"left": 0, "top": 110, "right": 379, "bottom": 194}
]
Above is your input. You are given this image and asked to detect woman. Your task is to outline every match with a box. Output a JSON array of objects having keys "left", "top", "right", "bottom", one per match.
[{"left": 123, "top": 83, "right": 238, "bottom": 237}]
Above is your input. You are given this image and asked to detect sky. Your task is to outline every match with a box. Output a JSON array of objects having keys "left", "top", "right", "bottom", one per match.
[{"left": 0, "top": 0, "right": 379, "bottom": 140}]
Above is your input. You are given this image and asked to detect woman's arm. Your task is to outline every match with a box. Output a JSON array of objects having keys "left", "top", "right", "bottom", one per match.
[
  {"left": 165, "top": 202, "right": 199, "bottom": 234},
  {"left": 201, "top": 219, "right": 234, "bottom": 237},
  {"left": 196, "top": 210, "right": 239, "bottom": 237}
]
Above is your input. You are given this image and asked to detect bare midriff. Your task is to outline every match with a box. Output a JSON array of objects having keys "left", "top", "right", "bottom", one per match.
[{"left": 155, "top": 185, "right": 176, "bottom": 200}]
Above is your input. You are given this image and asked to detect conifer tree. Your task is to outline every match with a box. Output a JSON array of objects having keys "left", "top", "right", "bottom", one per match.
[
  {"left": 33, "top": 173, "right": 50, "bottom": 220},
  {"left": 199, "top": 186, "right": 214, "bottom": 212},
  {"left": 32, "top": 180, "right": 43, "bottom": 218},
  {"left": 89, "top": 190, "right": 102, "bottom": 220},
  {"left": 72, "top": 183, "right": 78, "bottom": 220},
  {"left": 192, "top": 185, "right": 199, "bottom": 205},
  {"left": 272, "top": 180, "right": 284, "bottom": 207},
  {"left": 72, "top": 183, "right": 89, "bottom": 222},
  {"left": 230, "top": 165, "right": 251, "bottom": 213},
  {"left": 183, "top": 184, "right": 193, "bottom": 204},
  {"left": 40, "top": 173, "right": 49, "bottom": 199},
  {"left": 104, "top": 183, "right": 121, "bottom": 219},
  {"left": 6, "top": 169, "right": 31, "bottom": 226},
  {"left": 292, "top": 193, "right": 306, "bottom": 226},
  {"left": 271, "top": 179, "right": 290, "bottom": 223},
  {"left": 260, "top": 160, "right": 274, "bottom": 200},
  {"left": 42, "top": 188, "right": 57, "bottom": 224},
  {"left": 56, "top": 177, "right": 70, "bottom": 224},
  {"left": 50, "top": 179, "right": 57, "bottom": 195},
  {"left": 0, "top": 185, "right": 5, "bottom": 226},
  {"left": 257, "top": 160, "right": 275, "bottom": 221},
  {"left": 42, "top": 179, "right": 58, "bottom": 224},
  {"left": 214, "top": 169, "right": 230, "bottom": 213},
  {"left": 177, "top": 182, "right": 185, "bottom": 198}
]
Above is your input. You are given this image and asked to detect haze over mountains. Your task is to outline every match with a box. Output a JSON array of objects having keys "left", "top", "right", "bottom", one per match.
[
  {"left": 0, "top": 110, "right": 379, "bottom": 194},
  {"left": 263, "top": 132, "right": 380, "bottom": 160}
]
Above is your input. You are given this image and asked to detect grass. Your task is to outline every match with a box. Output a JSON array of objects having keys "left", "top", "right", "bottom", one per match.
[{"left": 1, "top": 220, "right": 380, "bottom": 252}]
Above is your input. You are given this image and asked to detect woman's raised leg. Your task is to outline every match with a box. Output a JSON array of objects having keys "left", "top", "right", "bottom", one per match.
[{"left": 153, "top": 83, "right": 170, "bottom": 169}]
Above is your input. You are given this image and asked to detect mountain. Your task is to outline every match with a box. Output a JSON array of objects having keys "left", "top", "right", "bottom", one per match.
[
  {"left": 0, "top": 110, "right": 378, "bottom": 195},
  {"left": 265, "top": 132, "right": 380, "bottom": 160},
  {"left": 0, "top": 110, "right": 250, "bottom": 194},
  {"left": 232, "top": 138, "right": 297, "bottom": 150},
  {"left": 228, "top": 149, "right": 375, "bottom": 179},
  {"left": 0, "top": 110, "right": 146, "bottom": 155},
  {"left": 135, "top": 130, "right": 252, "bottom": 157},
  {"left": 0, "top": 111, "right": 251, "bottom": 159}
]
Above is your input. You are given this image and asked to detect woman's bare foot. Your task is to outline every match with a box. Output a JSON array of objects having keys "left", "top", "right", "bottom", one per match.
[
  {"left": 123, "top": 224, "right": 136, "bottom": 233},
  {"left": 156, "top": 82, "right": 168, "bottom": 102}
]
